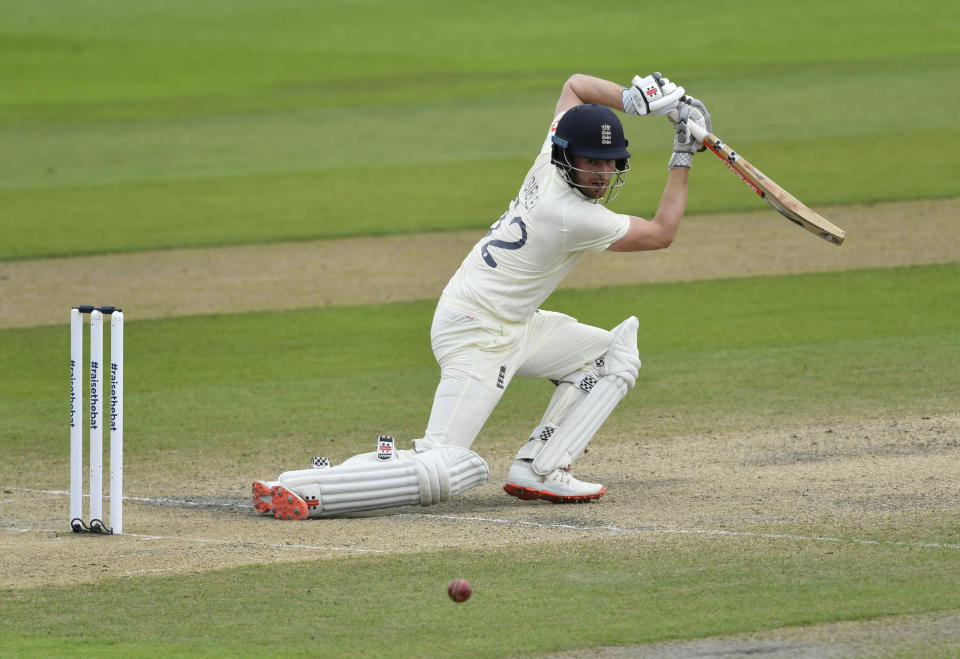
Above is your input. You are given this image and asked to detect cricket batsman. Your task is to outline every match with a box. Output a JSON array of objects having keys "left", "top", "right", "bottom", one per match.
[{"left": 253, "top": 72, "right": 710, "bottom": 519}]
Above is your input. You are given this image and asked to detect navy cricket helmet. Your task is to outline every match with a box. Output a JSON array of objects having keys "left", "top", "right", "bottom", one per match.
[{"left": 550, "top": 104, "right": 631, "bottom": 203}]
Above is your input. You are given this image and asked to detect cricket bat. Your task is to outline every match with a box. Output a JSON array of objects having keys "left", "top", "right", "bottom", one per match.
[{"left": 669, "top": 109, "right": 846, "bottom": 246}]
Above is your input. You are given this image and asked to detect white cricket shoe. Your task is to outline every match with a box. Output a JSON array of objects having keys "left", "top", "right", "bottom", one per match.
[{"left": 503, "top": 460, "right": 606, "bottom": 503}]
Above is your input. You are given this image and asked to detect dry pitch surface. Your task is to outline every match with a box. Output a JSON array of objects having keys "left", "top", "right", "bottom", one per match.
[{"left": 2, "top": 198, "right": 959, "bottom": 656}]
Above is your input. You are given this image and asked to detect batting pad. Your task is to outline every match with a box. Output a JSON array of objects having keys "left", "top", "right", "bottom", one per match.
[
  {"left": 278, "top": 446, "right": 488, "bottom": 518},
  {"left": 532, "top": 316, "right": 639, "bottom": 475}
]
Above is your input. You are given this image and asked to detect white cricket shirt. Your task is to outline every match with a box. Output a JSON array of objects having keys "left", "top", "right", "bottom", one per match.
[{"left": 440, "top": 113, "right": 630, "bottom": 324}]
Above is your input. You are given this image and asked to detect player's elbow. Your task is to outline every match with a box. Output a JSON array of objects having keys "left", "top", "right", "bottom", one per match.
[
  {"left": 649, "top": 234, "right": 674, "bottom": 251},
  {"left": 655, "top": 234, "right": 675, "bottom": 250},
  {"left": 610, "top": 231, "right": 674, "bottom": 253},
  {"left": 649, "top": 226, "right": 676, "bottom": 250},
  {"left": 610, "top": 217, "right": 678, "bottom": 252},
  {"left": 649, "top": 212, "right": 682, "bottom": 250}
]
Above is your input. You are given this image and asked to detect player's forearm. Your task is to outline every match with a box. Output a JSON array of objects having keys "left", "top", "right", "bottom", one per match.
[
  {"left": 650, "top": 168, "right": 689, "bottom": 246},
  {"left": 556, "top": 74, "right": 625, "bottom": 115},
  {"left": 609, "top": 169, "right": 688, "bottom": 252}
]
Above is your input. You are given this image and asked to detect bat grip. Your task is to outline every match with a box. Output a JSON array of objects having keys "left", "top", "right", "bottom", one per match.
[{"left": 666, "top": 108, "right": 708, "bottom": 142}]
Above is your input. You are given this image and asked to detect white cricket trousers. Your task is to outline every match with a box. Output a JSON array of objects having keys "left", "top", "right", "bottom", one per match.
[{"left": 419, "top": 302, "right": 613, "bottom": 450}]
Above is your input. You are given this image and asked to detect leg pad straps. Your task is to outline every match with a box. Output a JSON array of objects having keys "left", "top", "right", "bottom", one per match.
[{"left": 279, "top": 446, "right": 488, "bottom": 518}]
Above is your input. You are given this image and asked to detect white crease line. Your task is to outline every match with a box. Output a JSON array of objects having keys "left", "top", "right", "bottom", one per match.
[
  {"left": 0, "top": 526, "right": 386, "bottom": 554},
  {"left": 126, "top": 496, "right": 252, "bottom": 508},
  {"left": 3, "top": 487, "right": 253, "bottom": 509},
  {"left": 399, "top": 513, "right": 960, "bottom": 551}
]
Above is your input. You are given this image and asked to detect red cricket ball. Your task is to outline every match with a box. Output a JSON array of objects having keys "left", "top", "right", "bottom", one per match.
[{"left": 447, "top": 578, "right": 471, "bottom": 603}]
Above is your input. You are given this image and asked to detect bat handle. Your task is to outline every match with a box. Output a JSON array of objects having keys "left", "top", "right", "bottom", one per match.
[{"left": 666, "top": 108, "right": 709, "bottom": 142}]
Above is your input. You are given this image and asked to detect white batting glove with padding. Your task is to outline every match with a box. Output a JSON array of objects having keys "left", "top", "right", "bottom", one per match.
[
  {"left": 622, "top": 72, "right": 685, "bottom": 117},
  {"left": 668, "top": 98, "right": 709, "bottom": 169},
  {"left": 682, "top": 95, "right": 712, "bottom": 151}
]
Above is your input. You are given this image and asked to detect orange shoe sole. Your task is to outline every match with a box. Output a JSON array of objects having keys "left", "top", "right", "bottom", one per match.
[
  {"left": 251, "top": 481, "right": 274, "bottom": 514},
  {"left": 503, "top": 482, "right": 605, "bottom": 503},
  {"left": 271, "top": 485, "right": 320, "bottom": 520}
]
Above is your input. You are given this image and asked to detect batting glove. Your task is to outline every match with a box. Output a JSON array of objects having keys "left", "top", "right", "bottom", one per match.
[
  {"left": 682, "top": 95, "right": 712, "bottom": 151},
  {"left": 622, "top": 72, "right": 685, "bottom": 117},
  {"left": 668, "top": 98, "right": 709, "bottom": 169}
]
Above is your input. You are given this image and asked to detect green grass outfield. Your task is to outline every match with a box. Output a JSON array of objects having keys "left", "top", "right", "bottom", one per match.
[
  {"left": 3, "top": 539, "right": 959, "bottom": 656},
  {"left": 1, "top": 0, "right": 959, "bottom": 656},
  {"left": 1, "top": 0, "right": 959, "bottom": 259}
]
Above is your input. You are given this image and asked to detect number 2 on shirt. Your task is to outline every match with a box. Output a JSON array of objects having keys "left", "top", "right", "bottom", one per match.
[{"left": 481, "top": 200, "right": 528, "bottom": 268}]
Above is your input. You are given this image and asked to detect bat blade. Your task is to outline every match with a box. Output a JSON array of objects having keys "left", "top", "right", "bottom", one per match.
[
  {"left": 670, "top": 111, "right": 846, "bottom": 245},
  {"left": 702, "top": 135, "right": 845, "bottom": 245}
]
